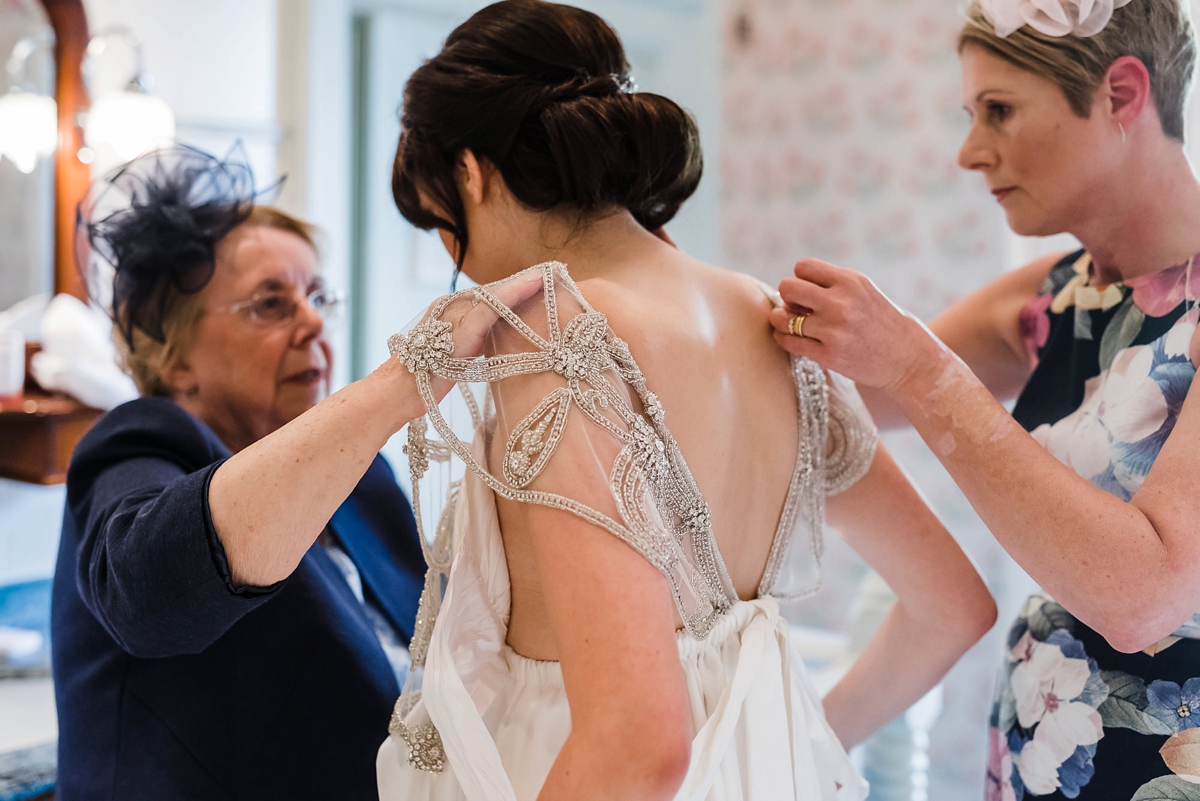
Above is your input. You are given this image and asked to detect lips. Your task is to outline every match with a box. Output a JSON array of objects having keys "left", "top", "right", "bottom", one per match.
[
  {"left": 283, "top": 368, "right": 324, "bottom": 386},
  {"left": 991, "top": 186, "right": 1017, "bottom": 202}
]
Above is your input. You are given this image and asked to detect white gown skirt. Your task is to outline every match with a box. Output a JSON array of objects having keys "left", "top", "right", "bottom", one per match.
[
  {"left": 378, "top": 596, "right": 866, "bottom": 801},
  {"left": 377, "top": 454, "right": 865, "bottom": 801}
]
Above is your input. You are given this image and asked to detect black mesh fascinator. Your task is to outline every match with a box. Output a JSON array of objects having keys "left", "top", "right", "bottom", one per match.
[{"left": 78, "top": 142, "right": 274, "bottom": 350}]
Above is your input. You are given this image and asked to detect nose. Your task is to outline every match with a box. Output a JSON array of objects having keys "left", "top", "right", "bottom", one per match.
[
  {"left": 957, "top": 122, "right": 997, "bottom": 173},
  {"left": 291, "top": 294, "right": 325, "bottom": 347}
]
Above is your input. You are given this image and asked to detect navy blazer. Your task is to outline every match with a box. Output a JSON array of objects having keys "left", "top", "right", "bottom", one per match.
[{"left": 51, "top": 397, "right": 426, "bottom": 800}]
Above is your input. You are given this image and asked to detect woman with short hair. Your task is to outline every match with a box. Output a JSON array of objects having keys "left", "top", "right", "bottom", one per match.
[{"left": 771, "top": 0, "right": 1200, "bottom": 796}]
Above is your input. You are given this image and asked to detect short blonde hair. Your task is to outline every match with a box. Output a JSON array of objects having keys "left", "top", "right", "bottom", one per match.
[
  {"left": 116, "top": 205, "right": 320, "bottom": 397},
  {"left": 958, "top": 0, "right": 1197, "bottom": 140}
]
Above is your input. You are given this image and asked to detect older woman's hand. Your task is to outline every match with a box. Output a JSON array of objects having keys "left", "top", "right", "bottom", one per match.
[
  {"left": 408, "top": 267, "right": 548, "bottom": 407},
  {"left": 768, "top": 258, "right": 941, "bottom": 393},
  {"left": 441, "top": 268, "right": 547, "bottom": 358}
]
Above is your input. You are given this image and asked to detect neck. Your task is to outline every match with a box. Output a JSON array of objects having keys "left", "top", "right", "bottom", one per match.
[
  {"left": 176, "top": 393, "right": 262, "bottom": 454},
  {"left": 464, "top": 206, "right": 670, "bottom": 285},
  {"left": 1068, "top": 138, "right": 1200, "bottom": 284}
]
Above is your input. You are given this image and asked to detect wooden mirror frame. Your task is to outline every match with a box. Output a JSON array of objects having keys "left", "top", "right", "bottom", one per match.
[{"left": 38, "top": 0, "right": 89, "bottom": 301}]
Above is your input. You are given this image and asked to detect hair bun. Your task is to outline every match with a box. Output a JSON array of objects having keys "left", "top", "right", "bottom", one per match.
[
  {"left": 523, "top": 87, "right": 702, "bottom": 230},
  {"left": 392, "top": 0, "right": 703, "bottom": 263}
]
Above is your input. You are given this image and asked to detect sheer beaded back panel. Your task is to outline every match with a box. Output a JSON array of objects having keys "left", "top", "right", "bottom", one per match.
[{"left": 392, "top": 261, "right": 877, "bottom": 664}]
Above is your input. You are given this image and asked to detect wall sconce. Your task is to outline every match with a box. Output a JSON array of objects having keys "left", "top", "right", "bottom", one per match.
[
  {"left": 83, "top": 28, "right": 174, "bottom": 162},
  {"left": 0, "top": 34, "right": 58, "bottom": 174}
]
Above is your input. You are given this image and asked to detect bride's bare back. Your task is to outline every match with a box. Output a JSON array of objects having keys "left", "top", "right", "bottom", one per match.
[{"left": 498, "top": 248, "right": 805, "bottom": 659}]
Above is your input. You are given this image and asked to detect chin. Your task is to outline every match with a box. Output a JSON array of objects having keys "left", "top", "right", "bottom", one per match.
[{"left": 1004, "top": 209, "right": 1062, "bottom": 239}]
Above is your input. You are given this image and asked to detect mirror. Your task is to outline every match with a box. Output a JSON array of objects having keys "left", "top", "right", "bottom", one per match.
[{"left": 0, "top": 0, "right": 55, "bottom": 314}]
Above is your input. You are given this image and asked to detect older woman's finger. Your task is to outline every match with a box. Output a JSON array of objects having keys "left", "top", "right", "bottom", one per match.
[
  {"left": 489, "top": 268, "right": 548, "bottom": 309},
  {"left": 443, "top": 269, "right": 546, "bottom": 358}
]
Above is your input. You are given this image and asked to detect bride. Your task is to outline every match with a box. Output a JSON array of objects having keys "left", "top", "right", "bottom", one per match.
[{"left": 376, "top": 1, "right": 997, "bottom": 798}]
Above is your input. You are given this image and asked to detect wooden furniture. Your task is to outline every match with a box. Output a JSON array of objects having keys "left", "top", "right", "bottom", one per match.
[
  {"left": 0, "top": 0, "right": 99, "bottom": 487},
  {"left": 0, "top": 391, "right": 102, "bottom": 484}
]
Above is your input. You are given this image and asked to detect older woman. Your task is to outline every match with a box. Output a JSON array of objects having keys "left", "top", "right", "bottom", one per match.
[
  {"left": 52, "top": 145, "right": 463, "bottom": 800},
  {"left": 772, "top": 0, "right": 1200, "bottom": 797}
]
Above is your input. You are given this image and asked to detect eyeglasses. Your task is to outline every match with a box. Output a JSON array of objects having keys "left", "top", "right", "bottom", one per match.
[{"left": 222, "top": 286, "right": 346, "bottom": 327}]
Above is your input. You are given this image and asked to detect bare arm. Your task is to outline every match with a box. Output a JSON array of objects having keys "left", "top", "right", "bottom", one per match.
[
  {"left": 857, "top": 254, "right": 1061, "bottom": 429},
  {"left": 774, "top": 258, "right": 1200, "bottom": 653},
  {"left": 209, "top": 270, "right": 545, "bottom": 587},
  {"left": 516, "top": 501, "right": 693, "bottom": 801},
  {"left": 208, "top": 359, "right": 421, "bottom": 587},
  {"left": 823, "top": 445, "right": 996, "bottom": 747},
  {"left": 491, "top": 357, "right": 693, "bottom": 800}
]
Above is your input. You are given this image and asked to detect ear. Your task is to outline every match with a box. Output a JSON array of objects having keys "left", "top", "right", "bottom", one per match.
[
  {"left": 1104, "top": 56, "right": 1152, "bottom": 126},
  {"left": 456, "top": 149, "right": 490, "bottom": 207},
  {"left": 162, "top": 349, "right": 199, "bottom": 399}
]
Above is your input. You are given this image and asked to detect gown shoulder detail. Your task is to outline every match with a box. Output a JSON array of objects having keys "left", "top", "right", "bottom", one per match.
[{"left": 391, "top": 261, "right": 732, "bottom": 650}]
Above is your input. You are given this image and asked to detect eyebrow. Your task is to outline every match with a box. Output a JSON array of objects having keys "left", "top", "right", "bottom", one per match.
[
  {"left": 248, "top": 274, "right": 325, "bottom": 295},
  {"left": 253, "top": 278, "right": 288, "bottom": 294},
  {"left": 973, "top": 89, "right": 1015, "bottom": 103}
]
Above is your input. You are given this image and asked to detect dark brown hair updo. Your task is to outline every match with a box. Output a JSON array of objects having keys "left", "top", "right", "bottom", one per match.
[{"left": 392, "top": 0, "right": 704, "bottom": 267}]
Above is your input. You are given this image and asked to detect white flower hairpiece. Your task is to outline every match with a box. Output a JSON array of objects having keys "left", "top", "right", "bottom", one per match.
[{"left": 980, "top": 0, "right": 1133, "bottom": 38}]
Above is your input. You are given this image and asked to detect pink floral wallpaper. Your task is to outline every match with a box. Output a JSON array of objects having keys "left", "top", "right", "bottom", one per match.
[
  {"left": 718, "top": 1, "right": 1031, "bottom": 798},
  {"left": 719, "top": 0, "right": 1008, "bottom": 319}
]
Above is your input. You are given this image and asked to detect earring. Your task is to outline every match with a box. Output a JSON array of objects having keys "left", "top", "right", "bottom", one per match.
[{"left": 1119, "top": 122, "right": 1127, "bottom": 144}]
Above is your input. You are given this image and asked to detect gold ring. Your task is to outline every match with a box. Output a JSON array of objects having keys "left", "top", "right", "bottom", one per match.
[{"left": 788, "top": 314, "right": 808, "bottom": 338}]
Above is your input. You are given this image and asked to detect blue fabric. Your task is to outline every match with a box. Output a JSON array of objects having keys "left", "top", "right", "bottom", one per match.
[
  {"left": 328, "top": 461, "right": 424, "bottom": 646},
  {"left": 0, "top": 742, "right": 56, "bottom": 801},
  {"left": 51, "top": 397, "right": 425, "bottom": 800},
  {"left": 0, "top": 580, "right": 52, "bottom": 672}
]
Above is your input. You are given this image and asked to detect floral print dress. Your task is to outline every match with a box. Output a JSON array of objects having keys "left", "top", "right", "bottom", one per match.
[{"left": 987, "top": 250, "right": 1200, "bottom": 800}]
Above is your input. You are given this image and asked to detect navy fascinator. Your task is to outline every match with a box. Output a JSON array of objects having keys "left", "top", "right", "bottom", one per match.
[{"left": 78, "top": 143, "right": 276, "bottom": 350}]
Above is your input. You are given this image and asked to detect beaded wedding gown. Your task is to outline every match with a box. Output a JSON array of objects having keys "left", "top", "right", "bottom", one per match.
[{"left": 377, "top": 262, "right": 877, "bottom": 800}]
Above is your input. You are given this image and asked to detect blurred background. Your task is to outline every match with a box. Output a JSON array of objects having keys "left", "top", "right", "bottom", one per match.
[{"left": 2, "top": 0, "right": 1197, "bottom": 797}]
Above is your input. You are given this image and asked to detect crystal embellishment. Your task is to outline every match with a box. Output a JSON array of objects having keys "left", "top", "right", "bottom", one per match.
[
  {"left": 389, "top": 696, "right": 446, "bottom": 773},
  {"left": 389, "top": 320, "right": 455, "bottom": 374}
]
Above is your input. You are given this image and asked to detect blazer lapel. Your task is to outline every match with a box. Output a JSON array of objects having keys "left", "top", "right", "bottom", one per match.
[{"left": 328, "top": 496, "right": 423, "bottom": 644}]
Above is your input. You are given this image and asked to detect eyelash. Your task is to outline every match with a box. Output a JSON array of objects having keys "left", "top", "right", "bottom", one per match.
[{"left": 986, "top": 102, "right": 1012, "bottom": 124}]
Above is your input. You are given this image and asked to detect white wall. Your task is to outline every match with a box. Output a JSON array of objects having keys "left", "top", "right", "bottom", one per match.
[
  {"left": 82, "top": 0, "right": 281, "bottom": 184},
  {"left": 0, "top": 0, "right": 286, "bottom": 587}
]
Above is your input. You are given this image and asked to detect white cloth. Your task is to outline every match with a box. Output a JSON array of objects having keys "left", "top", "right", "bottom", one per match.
[
  {"left": 28, "top": 293, "right": 137, "bottom": 410},
  {"left": 377, "top": 443, "right": 866, "bottom": 801}
]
